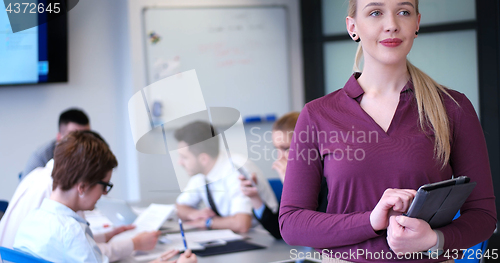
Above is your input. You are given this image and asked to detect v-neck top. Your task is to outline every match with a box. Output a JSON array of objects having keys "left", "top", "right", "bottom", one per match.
[
  {"left": 279, "top": 73, "right": 497, "bottom": 262},
  {"left": 346, "top": 72, "right": 414, "bottom": 136}
]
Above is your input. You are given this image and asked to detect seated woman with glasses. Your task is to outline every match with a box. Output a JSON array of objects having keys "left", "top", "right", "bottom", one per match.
[{"left": 13, "top": 131, "right": 196, "bottom": 263}]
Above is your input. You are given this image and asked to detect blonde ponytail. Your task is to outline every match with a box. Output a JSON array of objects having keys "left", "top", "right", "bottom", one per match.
[
  {"left": 352, "top": 45, "right": 457, "bottom": 167},
  {"left": 407, "top": 60, "right": 457, "bottom": 167},
  {"left": 353, "top": 43, "right": 363, "bottom": 73}
]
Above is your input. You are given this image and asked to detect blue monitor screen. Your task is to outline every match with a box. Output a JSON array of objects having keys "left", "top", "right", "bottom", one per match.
[{"left": 0, "top": 2, "right": 67, "bottom": 86}]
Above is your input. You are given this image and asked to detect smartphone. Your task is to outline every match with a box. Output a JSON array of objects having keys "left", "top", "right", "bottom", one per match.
[{"left": 237, "top": 167, "right": 255, "bottom": 187}]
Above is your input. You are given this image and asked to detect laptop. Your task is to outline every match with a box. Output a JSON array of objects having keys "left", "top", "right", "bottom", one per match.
[{"left": 96, "top": 197, "right": 138, "bottom": 226}]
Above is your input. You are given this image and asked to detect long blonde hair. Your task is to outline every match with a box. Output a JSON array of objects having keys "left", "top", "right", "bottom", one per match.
[{"left": 348, "top": 0, "right": 456, "bottom": 167}]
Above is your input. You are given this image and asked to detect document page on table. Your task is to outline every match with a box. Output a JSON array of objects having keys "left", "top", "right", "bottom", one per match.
[
  {"left": 184, "top": 229, "right": 243, "bottom": 242},
  {"left": 110, "top": 204, "right": 174, "bottom": 242}
]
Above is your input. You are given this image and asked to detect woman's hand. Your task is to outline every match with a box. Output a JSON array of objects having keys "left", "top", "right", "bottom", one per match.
[
  {"left": 178, "top": 249, "right": 197, "bottom": 263},
  {"left": 239, "top": 174, "right": 259, "bottom": 198},
  {"left": 150, "top": 249, "right": 179, "bottom": 263},
  {"left": 150, "top": 249, "right": 197, "bottom": 263},
  {"left": 387, "top": 215, "right": 437, "bottom": 254},
  {"left": 132, "top": 230, "right": 161, "bottom": 251},
  {"left": 370, "top": 188, "right": 416, "bottom": 231},
  {"left": 272, "top": 158, "right": 287, "bottom": 181},
  {"left": 239, "top": 174, "right": 263, "bottom": 209}
]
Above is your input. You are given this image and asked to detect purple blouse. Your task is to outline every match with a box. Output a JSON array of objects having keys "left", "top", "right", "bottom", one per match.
[{"left": 279, "top": 73, "right": 497, "bottom": 262}]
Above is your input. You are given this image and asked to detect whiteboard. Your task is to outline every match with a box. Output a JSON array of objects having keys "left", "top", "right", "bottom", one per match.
[{"left": 142, "top": 6, "right": 291, "bottom": 119}]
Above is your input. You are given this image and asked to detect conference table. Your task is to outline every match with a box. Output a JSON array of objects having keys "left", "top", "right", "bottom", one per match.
[
  {"left": 118, "top": 226, "right": 315, "bottom": 263},
  {"left": 86, "top": 202, "right": 317, "bottom": 263}
]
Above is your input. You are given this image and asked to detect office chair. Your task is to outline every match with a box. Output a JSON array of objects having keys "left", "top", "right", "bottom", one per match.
[
  {"left": 268, "top": 178, "right": 283, "bottom": 204},
  {"left": 453, "top": 211, "right": 489, "bottom": 263},
  {"left": 0, "top": 247, "right": 53, "bottom": 263}
]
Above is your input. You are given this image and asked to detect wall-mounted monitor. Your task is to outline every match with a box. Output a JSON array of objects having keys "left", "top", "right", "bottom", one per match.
[{"left": 0, "top": 2, "right": 68, "bottom": 86}]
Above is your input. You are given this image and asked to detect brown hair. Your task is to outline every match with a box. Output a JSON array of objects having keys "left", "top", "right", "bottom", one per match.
[
  {"left": 273, "top": 112, "right": 300, "bottom": 132},
  {"left": 348, "top": 0, "right": 456, "bottom": 167},
  {"left": 52, "top": 131, "right": 118, "bottom": 191}
]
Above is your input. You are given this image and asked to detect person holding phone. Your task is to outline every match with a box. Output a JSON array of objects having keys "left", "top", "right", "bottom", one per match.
[
  {"left": 279, "top": 0, "right": 496, "bottom": 262},
  {"left": 240, "top": 112, "right": 328, "bottom": 239}
]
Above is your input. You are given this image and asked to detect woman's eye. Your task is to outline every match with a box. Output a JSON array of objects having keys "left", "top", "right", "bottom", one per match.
[
  {"left": 369, "top": 10, "right": 382, "bottom": 17},
  {"left": 398, "top": 10, "right": 410, "bottom": 16}
]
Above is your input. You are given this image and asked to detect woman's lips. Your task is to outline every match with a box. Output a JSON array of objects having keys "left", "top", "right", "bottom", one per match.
[{"left": 380, "top": 38, "right": 402, "bottom": 47}]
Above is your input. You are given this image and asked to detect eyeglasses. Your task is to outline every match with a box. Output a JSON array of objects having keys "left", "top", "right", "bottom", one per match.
[{"left": 96, "top": 181, "right": 113, "bottom": 194}]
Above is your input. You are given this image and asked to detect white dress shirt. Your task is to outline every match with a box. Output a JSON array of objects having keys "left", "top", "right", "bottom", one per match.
[
  {"left": 0, "top": 159, "right": 134, "bottom": 262},
  {"left": 0, "top": 164, "right": 53, "bottom": 249},
  {"left": 14, "top": 198, "right": 109, "bottom": 263},
  {"left": 176, "top": 154, "right": 278, "bottom": 218}
]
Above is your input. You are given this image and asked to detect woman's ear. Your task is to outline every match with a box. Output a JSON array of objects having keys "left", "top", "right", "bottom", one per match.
[
  {"left": 416, "top": 13, "right": 421, "bottom": 32},
  {"left": 346, "top": 16, "right": 358, "bottom": 41},
  {"left": 346, "top": 16, "right": 356, "bottom": 34}
]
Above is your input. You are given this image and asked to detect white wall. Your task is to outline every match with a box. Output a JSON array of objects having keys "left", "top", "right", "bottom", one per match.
[{"left": 0, "top": 0, "right": 138, "bottom": 202}]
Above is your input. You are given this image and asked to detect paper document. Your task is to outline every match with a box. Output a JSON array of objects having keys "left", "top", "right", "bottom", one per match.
[
  {"left": 110, "top": 204, "right": 175, "bottom": 242},
  {"left": 184, "top": 229, "right": 243, "bottom": 242}
]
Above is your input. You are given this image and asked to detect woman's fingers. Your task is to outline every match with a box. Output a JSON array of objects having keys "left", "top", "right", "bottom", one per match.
[
  {"left": 251, "top": 173, "right": 258, "bottom": 184},
  {"left": 242, "top": 180, "right": 253, "bottom": 187},
  {"left": 160, "top": 249, "right": 179, "bottom": 261},
  {"left": 183, "top": 249, "right": 192, "bottom": 257},
  {"left": 370, "top": 188, "right": 417, "bottom": 231},
  {"left": 381, "top": 189, "right": 416, "bottom": 212}
]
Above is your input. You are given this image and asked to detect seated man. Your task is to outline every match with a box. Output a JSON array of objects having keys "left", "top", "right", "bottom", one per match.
[
  {"left": 20, "top": 108, "right": 90, "bottom": 180},
  {"left": 175, "top": 121, "right": 277, "bottom": 233},
  {"left": 1, "top": 133, "right": 160, "bottom": 262}
]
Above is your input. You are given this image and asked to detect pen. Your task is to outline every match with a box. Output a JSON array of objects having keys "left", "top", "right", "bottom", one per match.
[{"left": 178, "top": 218, "right": 188, "bottom": 250}]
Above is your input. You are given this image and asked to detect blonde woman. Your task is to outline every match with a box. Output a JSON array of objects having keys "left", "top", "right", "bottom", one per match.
[{"left": 279, "top": 0, "right": 496, "bottom": 262}]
